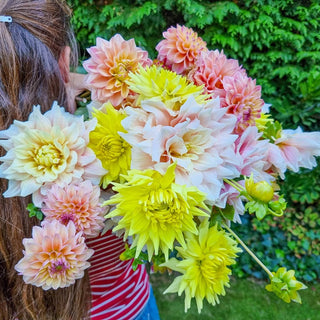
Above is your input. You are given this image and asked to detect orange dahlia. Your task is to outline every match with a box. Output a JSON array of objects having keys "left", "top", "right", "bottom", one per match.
[
  {"left": 42, "top": 180, "right": 105, "bottom": 238},
  {"left": 223, "top": 72, "right": 264, "bottom": 134},
  {"left": 156, "top": 25, "right": 207, "bottom": 75},
  {"left": 15, "top": 220, "right": 94, "bottom": 290},
  {"left": 83, "top": 34, "right": 152, "bottom": 106}
]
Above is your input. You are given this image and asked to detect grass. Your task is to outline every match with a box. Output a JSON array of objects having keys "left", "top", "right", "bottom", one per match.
[{"left": 150, "top": 273, "right": 320, "bottom": 320}]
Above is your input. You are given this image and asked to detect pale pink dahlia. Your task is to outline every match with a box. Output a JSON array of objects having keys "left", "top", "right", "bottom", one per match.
[
  {"left": 188, "top": 50, "right": 243, "bottom": 97},
  {"left": 15, "top": 220, "right": 94, "bottom": 290},
  {"left": 222, "top": 72, "right": 264, "bottom": 134},
  {"left": 121, "top": 96, "right": 240, "bottom": 202},
  {"left": 42, "top": 180, "right": 105, "bottom": 238},
  {"left": 83, "top": 35, "right": 152, "bottom": 106},
  {"left": 156, "top": 25, "right": 208, "bottom": 75},
  {"left": 266, "top": 128, "right": 320, "bottom": 177},
  {"left": 0, "top": 103, "right": 106, "bottom": 207}
]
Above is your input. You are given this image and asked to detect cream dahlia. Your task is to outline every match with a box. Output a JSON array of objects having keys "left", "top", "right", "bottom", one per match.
[
  {"left": 83, "top": 34, "right": 152, "bottom": 106},
  {"left": 156, "top": 24, "right": 208, "bottom": 74},
  {"left": 235, "top": 126, "right": 272, "bottom": 182},
  {"left": 42, "top": 180, "right": 105, "bottom": 238},
  {"left": 214, "top": 183, "right": 245, "bottom": 224},
  {"left": 0, "top": 103, "right": 106, "bottom": 207},
  {"left": 15, "top": 220, "right": 94, "bottom": 290}
]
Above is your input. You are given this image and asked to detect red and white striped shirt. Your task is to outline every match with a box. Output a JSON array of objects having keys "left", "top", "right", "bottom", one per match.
[{"left": 87, "top": 231, "right": 150, "bottom": 320}]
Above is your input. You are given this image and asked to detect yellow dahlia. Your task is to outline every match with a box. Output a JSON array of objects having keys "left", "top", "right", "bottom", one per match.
[
  {"left": 105, "top": 163, "right": 209, "bottom": 260},
  {"left": 162, "top": 219, "right": 241, "bottom": 313},
  {"left": 15, "top": 220, "right": 94, "bottom": 290},
  {"left": 255, "top": 112, "right": 274, "bottom": 132},
  {"left": 88, "top": 103, "right": 131, "bottom": 188},
  {"left": 126, "top": 65, "right": 208, "bottom": 112}
]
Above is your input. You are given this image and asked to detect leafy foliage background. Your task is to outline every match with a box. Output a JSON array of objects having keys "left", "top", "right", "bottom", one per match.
[{"left": 68, "top": 0, "right": 320, "bottom": 281}]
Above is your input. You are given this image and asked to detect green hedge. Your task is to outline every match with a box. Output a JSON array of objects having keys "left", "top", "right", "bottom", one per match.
[
  {"left": 69, "top": 0, "right": 320, "bottom": 281},
  {"left": 69, "top": 0, "right": 320, "bottom": 130}
]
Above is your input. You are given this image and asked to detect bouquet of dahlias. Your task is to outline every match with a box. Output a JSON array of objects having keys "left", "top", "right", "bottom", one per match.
[
  {"left": 1, "top": 25, "right": 319, "bottom": 312},
  {"left": 82, "top": 25, "right": 320, "bottom": 312}
]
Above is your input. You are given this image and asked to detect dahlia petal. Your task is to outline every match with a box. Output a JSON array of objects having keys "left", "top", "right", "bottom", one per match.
[{"left": 20, "top": 179, "right": 40, "bottom": 197}]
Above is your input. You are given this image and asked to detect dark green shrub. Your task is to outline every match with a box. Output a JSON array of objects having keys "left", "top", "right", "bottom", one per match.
[
  {"left": 69, "top": 0, "right": 320, "bottom": 129},
  {"left": 232, "top": 202, "right": 320, "bottom": 282}
]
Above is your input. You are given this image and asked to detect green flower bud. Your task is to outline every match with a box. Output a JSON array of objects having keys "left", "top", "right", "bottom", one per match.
[
  {"left": 265, "top": 267, "right": 307, "bottom": 303},
  {"left": 268, "top": 197, "right": 286, "bottom": 217}
]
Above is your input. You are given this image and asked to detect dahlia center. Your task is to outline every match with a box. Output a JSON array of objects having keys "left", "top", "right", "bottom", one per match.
[
  {"left": 200, "top": 254, "right": 219, "bottom": 284},
  {"left": 59, "top": 213, "right": 76, "bottom": 226},
  {"left": 35, "top": 144, "right": 62, "bottom": 169},
  {"left": 100, "top": 135, "right": 128, "bottom": 162},
  {"left": 144, "top": 189, "right": 185, "bottom": 228},
  {"left": 169, "top": 132, "right": 208, "bottom": 161},
  {"left": 111, "top": 61, "right": 132, "bottom": 82},
  {"left": 49, "top": 258, "right": 70, "bottom": 277}
]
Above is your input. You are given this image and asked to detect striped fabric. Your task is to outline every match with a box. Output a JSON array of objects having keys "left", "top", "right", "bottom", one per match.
[{"left": 87, "top": 231, "right": 150, "bottom": 320}]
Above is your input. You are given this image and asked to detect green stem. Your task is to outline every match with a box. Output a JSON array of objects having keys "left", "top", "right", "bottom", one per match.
[
  {"left": 222, "top": 223, "right": 274, "bottom": 279},
  {"left": 224, "top": 178, "right": 255, "bottom": 202},
  {"left": 224, "top": 178, "right": 245, "bottom": 193}
]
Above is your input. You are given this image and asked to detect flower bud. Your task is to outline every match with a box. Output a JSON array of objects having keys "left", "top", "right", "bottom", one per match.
[
  {"left": 265, "top": 267, "right": 307, "bottom": 303},
  {"left": 245, "top": 176, "right": 274, "bottom": 203}
]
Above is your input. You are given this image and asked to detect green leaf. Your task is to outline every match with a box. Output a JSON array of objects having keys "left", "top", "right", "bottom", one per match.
[
  {"left": 245, "top": 201, "right": 268, "bottom": 220},
  {"left": 262, "top": 121, "right": 282, "bottom": 143},
  {"left": 26, "top": 203, "right": 43, "bottom": 221},
  {"left": 120, "top": 245, "right": 148, "bottom": 271},
  {"left": 210, "top": 204, "right": 235, "bottom": 226},
  {"left": 287, "top": 241, "right": 296, "bottom": 251},
  {"left": 74, "top": 106, "right": 89, "bottom": 119}
]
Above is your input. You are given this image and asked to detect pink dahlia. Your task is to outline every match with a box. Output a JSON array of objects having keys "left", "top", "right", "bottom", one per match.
[
  {"left": 83, "top": 35, "right": 152, "bottom": 106},
  {"left": 156, "top": 25, "right": 208, "bottom": 75},
  {"left": 222, "top": 71, "right": 264, "bottom": 134},
  {"left": 266, "top": 128, "right": 320, "bottom": 177},
  {"left": 42, "top": 180, "right": 105, "bottom": 238},
  {"left": 188, "top": 50, "right": 243, "bottom": 97},
  {"left": 15, "top": 220, "right": 94, "bottom": 290}
]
